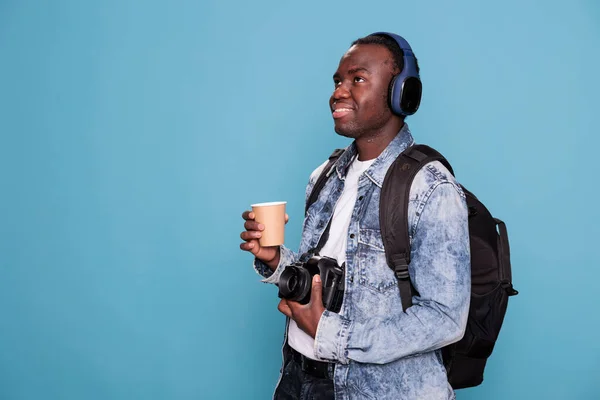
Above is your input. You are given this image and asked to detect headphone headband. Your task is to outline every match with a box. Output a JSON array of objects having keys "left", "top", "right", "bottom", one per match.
[
  {"left": 371, "top": 31, "right": 415, "bottom": 58},
  {"left": 369, "top": 31, "right": 422, "bottom": 116}
]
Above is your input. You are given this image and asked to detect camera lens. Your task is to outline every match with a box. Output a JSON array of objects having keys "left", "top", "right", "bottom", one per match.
[
  {"left": 278, "top": 266, "right": 311, "bottom": 302},
  {"left": 287, "top": 275, "right": 297, "bottom": 291}
]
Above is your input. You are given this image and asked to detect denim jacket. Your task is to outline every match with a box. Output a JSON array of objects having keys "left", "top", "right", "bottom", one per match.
[{"left": 254, "top": 125, "right": 471, "bottom": 400}]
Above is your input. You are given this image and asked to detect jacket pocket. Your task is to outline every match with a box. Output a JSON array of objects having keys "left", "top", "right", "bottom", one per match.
[{"left": 357, "top": 228, "right": 397, "bottom": 293}]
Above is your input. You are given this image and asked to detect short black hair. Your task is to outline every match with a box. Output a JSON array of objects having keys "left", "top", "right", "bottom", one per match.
[{"left": 351, "top": 34, "right": 420, "bottom": 75}]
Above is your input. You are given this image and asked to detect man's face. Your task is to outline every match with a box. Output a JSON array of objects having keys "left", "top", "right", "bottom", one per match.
[{"left": 329, "top": 44, "right": 397, "bottom": 139}]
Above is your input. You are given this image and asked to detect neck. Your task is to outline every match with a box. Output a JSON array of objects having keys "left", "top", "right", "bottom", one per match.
[{"left": 354, "top": 120, "right": 404, "bottom": 161}]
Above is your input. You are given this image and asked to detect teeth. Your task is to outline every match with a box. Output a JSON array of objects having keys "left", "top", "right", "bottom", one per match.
[{"left": 334, "top": 108, "right": 352, "bottom": 112}]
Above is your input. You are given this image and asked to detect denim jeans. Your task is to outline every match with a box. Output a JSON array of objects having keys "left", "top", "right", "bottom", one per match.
[{"left": 274, "top": 356, "right": 335, "bottom": 400}]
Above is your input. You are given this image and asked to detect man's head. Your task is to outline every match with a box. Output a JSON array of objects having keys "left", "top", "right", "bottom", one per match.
[
  {"left": 351, "top": 34, "right": 420, "bottom": 77},
  {"left": 329, "top": 33, "right": 420, "bottom": 140}
]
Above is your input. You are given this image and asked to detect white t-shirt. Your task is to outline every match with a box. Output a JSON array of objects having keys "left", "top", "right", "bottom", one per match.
[{"left": 288, "top": 155, "right": 375, "bottom": 360}]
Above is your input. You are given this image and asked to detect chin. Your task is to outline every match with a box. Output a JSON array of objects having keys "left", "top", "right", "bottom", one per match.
[{"left": 334, "top": 123, "right": 359, "bottom": 139}]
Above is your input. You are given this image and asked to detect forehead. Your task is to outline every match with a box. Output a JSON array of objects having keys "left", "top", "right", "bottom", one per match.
[{"left": 336, "top": 44, "right": 394, "bottom": 71}]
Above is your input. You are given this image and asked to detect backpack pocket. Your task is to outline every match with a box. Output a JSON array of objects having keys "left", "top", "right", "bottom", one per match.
[
  {"left": 443, "top": 282, "right": 510, "bottom": 388},
  {"left": 453, "top": 282, "right": 509, "bottom": 360}
]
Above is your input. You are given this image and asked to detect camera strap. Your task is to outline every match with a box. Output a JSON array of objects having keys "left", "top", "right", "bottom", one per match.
[
  {"left": 298, "top": 217, "right": 332, "bottom": 263},
  {"left": 314, "top": 217, "right": 333, "bottom": 256}
]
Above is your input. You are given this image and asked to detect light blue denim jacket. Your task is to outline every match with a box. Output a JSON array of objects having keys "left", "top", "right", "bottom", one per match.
[{"left": 254, "top": 125, "right": 471, "bottom": 400}]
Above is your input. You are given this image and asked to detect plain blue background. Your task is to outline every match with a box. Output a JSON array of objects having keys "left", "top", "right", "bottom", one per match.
[{"left": 1, "top": 0, "right": 599, "bottom": 399}]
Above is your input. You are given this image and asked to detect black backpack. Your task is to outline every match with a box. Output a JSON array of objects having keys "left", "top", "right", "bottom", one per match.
[{"left": 306, "top": 144, "right": 518, "bottom": 389}]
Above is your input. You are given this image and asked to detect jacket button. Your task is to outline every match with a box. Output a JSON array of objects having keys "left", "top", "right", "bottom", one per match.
[
  {"left": 350, "top": 233, "right": 355, "bottom": 239},
  {"left": 358, "top": 195, "right": 364, "bottom": 200}
]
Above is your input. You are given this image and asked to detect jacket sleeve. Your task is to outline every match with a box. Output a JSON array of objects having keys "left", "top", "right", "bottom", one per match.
[
  {"left": 252, "top": 158, "right": 331, "bottom": 284},
  {"left": 314, "top": 181, "right": 471, "bottom": 364},
  {"left": 253, "top": 246, "right": 299, "bottom": 284}
]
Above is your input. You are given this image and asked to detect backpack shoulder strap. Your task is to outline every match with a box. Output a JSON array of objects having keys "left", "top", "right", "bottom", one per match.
[
  {"left": 494, "top": 218, "right": 519, "bottom": 296},
  {"left": 305, "top": 148, "right": 345, "bottom": 215},
  {"left": 380, "top": 144, "right": 453, "bottom": 311}
]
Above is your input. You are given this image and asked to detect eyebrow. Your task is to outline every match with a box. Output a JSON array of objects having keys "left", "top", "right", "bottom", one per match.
[
  {"left": 348, "top": 67, "right": 370, "bottom": 74},
  {"left": 333, "top": 67, "right": 371, "bottom": 79}
]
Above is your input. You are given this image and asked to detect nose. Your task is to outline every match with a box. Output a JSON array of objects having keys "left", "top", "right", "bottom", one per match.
[{"left": 332, "top": 82, "right": 351, "bottom": 102}]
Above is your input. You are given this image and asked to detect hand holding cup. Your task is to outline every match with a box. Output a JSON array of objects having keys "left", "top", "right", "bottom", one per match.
[{"left": 240, "top": 201, "right": 289, "bottom": 270}]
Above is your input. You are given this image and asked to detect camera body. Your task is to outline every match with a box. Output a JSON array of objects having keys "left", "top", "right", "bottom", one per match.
[{"left": 277, "top": 255, "right": 345, "bottom": 313}]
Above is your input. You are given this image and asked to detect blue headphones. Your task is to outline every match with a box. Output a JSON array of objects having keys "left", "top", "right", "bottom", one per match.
[{"left": 371, "top": 32, "right": 422, "bottom": 117}]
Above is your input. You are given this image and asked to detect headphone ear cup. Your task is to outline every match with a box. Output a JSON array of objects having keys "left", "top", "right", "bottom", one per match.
[
  {"left": 400, "top": 76, "right": 422, "bottom": 116},
  {"left": 388, "top": 74, "right": 402, "bottom": 116}
]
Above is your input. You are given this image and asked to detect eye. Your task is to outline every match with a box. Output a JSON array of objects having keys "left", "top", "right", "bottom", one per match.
[
  {"left": 333, "top": 79, "right": 341, "bottom": 87},
  {"left": 354, "top": 76, "right": 365, "bottom": 83}
]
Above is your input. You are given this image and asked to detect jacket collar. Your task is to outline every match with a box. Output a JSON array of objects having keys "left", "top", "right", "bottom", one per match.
[{"left": 334, "top": 123, "right": 415, "bottom": 188}]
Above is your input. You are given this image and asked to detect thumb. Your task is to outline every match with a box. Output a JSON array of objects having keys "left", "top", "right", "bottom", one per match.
[
  {"left": 310, "top": 274, "right": 323, "bottom": 305},
  {"left": 277, "top": 299, "right": 292, "bottom": 318}
]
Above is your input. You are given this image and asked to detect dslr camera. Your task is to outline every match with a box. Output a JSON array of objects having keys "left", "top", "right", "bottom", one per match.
[{"left": 277, "top": 255, "right": 345, "bottom": 313}]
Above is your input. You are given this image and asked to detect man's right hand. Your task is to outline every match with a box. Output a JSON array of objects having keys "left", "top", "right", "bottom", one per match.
[{"left": 239, "top": 210, "right": 289, "bottom": 271}]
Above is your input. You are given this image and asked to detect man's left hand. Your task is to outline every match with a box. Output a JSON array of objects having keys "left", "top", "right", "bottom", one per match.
[{"left": 278, "top": 274, "right": 326, "bottom": 338}]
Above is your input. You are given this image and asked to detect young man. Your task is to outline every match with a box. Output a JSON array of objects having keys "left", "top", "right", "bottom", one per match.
[{"left": 240, "top": 33, "right": 471, "bottom": 400}]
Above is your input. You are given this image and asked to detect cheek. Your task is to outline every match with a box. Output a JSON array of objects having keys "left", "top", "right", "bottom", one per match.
[
  {"left": 360, "top": 85, "right": 388, "bottom": 109},
  {"left": 377, "top": 86, "right": 392, "bottom": 114},
  {"left": 363, "top": 93, "right": 388, "bottom": 117},
  {"left": 381, "top": 87, "right": 389, "bottom": 104},
  {"left": 377, "top": 82, "right": 390, "bottom": 105}
]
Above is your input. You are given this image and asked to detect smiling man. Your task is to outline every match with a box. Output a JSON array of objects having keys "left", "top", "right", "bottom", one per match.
[{"left": 240, "top": 32, "right": 471, "bottom": 400}]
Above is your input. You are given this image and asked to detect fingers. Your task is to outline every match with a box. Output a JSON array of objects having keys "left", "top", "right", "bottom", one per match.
[
  {"left": 240, "top": 210, "right": 264, "bottom": 254},
  {"left": 277, "top": 299, "right": 293, "bottom": 318},
  {"left": 239, "top": 240, "right": 259, "bottom": 254},
  {"left": 240, "top": 230, "right": 262, "bottom": 241},
  {"left": 244, "top": 220, "right": 264, "bottom": 232},
  {"left": 244, "top": 210, "right": 287, "bottom": 227},
  {"left": 242, "top": 211, "right": 264, "bottom": 231},
  {"left": 310, "top": 274, "right": 323, "bottom": 304},
  {"left": 240, "top": 210, "right": 287, "bottom": 257}
]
